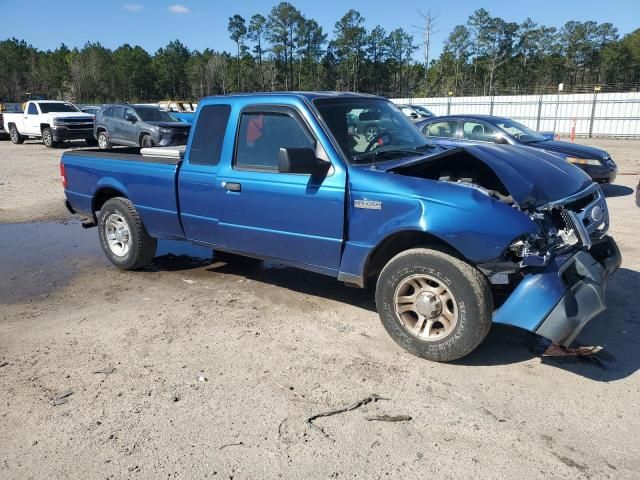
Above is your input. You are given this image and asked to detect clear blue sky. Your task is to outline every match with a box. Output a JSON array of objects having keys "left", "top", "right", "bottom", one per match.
[{"left": 1, "top": 0, "right": 638, "bottom": 59}]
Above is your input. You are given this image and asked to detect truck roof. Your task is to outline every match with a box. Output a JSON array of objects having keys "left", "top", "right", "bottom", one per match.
[{"left": 201, "top": 91, "right": 384, "bottom": 102}]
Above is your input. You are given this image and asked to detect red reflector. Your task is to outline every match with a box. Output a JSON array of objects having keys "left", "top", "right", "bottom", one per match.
[{"left": 60, "top": 163, "right": 67, "bottom": 189}]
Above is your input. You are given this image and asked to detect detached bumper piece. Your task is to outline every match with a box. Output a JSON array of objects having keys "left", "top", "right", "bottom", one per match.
[{"left": 494, "top": 236, "right": 621, "bottom": 346}]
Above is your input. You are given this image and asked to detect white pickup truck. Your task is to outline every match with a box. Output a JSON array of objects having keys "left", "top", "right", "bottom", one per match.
[{"left": 3, "top": 100, "right": 96, "bottom": 148}]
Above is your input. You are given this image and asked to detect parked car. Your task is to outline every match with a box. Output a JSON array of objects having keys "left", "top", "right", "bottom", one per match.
[
  {"left": 397, "top": 104, "right": 434, "bottom": 121},
  {"left": 81, "top": 105, "right": 101, "bottom": 116},
  {"left": 416, "top": 115, "right": 618, "bottom": 183},
  {"left": 94, "top": 104, "right": 191, "bottom": 149},
  {"left": 397, "top": 104, "right": 425, "bottom": 122},
  {"left": 2, "top": 100, "right": 95, "bottom": 147},
  {"left": 61, "top": 92, "right": 620, "bottom": 362},
  {"left": 410, "top": 105, "right": 435, "bottom": 118},
  {"left": 157, "top": 100, "right": 197, "bottom": 123}
]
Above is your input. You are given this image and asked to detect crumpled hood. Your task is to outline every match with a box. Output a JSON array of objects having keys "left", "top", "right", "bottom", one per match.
[
  {"left": 378, "top": 143, "right": 592, "bottom": 209},
  {"left": 528, "top": 139, "right": 607, "bottom": 159}
]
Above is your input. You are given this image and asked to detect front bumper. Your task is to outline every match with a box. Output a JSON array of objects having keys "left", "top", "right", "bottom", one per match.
[
  {"left": 579, "top": 164, "right": 617, "bottom": 184},
  {"left": 51, "top": 126, "right": 94, "bottom": 141},
  {"left": 157, "top": 130, "right": 189, "bottom": 146},
  {"left": 493, "top": 236, "right": 621, "bottom": 345}
]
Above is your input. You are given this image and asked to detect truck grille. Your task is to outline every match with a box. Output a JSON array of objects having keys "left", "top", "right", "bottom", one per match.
[{"left": 551, "top": 184, "right": 608, "bottom": 249}]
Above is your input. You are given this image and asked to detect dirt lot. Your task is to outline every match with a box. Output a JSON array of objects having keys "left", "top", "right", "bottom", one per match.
[{"left": 1, "top": 137, "right": 639, "bottom": 479}]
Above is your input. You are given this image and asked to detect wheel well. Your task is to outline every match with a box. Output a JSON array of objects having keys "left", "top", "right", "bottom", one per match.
[
  {"left": 139, "top": 132, "right": 150, "bottom": 145},
  {"left": 96, "top": 127, "right": 107, "bottom": 135},
  {"left": 363, "top": 231, "right": 464, "bottom": 287},
  {"left": 40, "top": 123, "right": 50, "bottom": 132},
  {"left": 93, "top": 188, "right": 126, "bottom": 214}
]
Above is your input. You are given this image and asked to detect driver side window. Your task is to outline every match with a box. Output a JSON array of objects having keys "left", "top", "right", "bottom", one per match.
[
  {"left": 462, "top": 121, "right": 497, "bottom": 142},
  {"left": 422, "top": 121, "right": 458, "bottom": 138},
  {"left": 235, "top": 111, "right": 315, "bottom": 171}
]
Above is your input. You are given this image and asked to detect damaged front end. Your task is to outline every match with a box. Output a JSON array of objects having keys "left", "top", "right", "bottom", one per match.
[
  {"left": 490, "top": 183, "right": 621, "bottom": 345},
  {"left": 387, "top": 145, "right": 621, "bottom": 346}
]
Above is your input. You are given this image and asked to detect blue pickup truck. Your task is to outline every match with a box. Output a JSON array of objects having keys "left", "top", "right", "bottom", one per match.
[{"left": 61, "top": 92, "right": 621, "bottom": 362}]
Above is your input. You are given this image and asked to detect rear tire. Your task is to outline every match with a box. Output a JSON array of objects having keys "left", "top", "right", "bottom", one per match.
[
  {"left": 9, "top": 125, "right": 24, "bottom": 144},
  {"left": 97, "top": 130, "right": 111, "bottom": 149},
  {"left": 98, "top": 197, "right": 157, "bottom": 270},
  {"left": 375, "top": 248, "right": 493, "bottom": 362},
  {"left": 42, "top": 127, "right": 57, "bottom": 148}
]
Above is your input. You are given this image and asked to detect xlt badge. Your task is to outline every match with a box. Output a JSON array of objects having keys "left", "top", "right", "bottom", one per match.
[{"left": 354, "top": 200, "right": 382, "bottom": 210}]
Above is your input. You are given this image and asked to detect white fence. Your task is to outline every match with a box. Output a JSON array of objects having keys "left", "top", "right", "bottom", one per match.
[{"left": 391, "top": 92, "right": 640, "bottom": 138}]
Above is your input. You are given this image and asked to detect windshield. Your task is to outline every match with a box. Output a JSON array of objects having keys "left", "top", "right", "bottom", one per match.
[
  {"left": 412, "top": 105, "right": 434, "bottom": 116},
  {"left": 38, "top": 102, "right": 80, "bottom": 113},
  {"left": 314, "top": 98, "right": 433, "bottom": 164},
  {"left": 135, "top": 108, "right": 179, "bottom": 122},
  {"left": 493, "top": 118, "right": 547, "bottom": 143}
]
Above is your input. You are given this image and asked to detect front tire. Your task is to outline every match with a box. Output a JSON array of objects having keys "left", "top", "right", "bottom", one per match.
[
  {"left": 42, "top": 127, "right": 57, "bottom": 148},
  {"left": 97, "top": 130, "right": 111, "bottom": 149},
  {"left": 140, "top": 134, "right": 154, "bottom": 148},
  {"left": 375, "top": 248, "right": 493, "bottom": 362},
  {"left": 9, "top": 125, "right": 24, "bottom": 144},
  {"left": 98, "top": 197, "right": 157, "bottom": 270}
]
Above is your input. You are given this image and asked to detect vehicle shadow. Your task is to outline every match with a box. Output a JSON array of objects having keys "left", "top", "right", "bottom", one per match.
[
  {"left": 150, "top": 244, "right": 640, "bottom": 381},
  {"left": 601, "top": 184, "right": 633, "bottom": 198},
  {"left": 459, "top": 267, "right": 640, "bottom": 382},
  {"left": 203, "top": 258, "right": 377, "bottom": 313}
]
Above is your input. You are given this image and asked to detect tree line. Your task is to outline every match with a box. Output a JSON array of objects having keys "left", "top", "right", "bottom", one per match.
[{"left": 1, "top": 3, "right": 638, "bottom": 104}]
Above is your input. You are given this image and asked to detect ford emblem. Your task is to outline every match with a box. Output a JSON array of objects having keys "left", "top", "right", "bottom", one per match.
[{"left": 590, "top": 205, "right": 604, "bottom": 222}]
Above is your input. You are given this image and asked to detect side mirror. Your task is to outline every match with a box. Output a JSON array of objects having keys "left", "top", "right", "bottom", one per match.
[
  {"left": 278, "top": 147, "right": 330, "bottom": 176},
  {"left": 494, "top": 135, "right": 508, "bottom": 145},
  {"left": 410, "top": 112, "right": 419, "bottom": 118},
  {"left": 126, "top": 114, "right": 137, "bottom": 123}
]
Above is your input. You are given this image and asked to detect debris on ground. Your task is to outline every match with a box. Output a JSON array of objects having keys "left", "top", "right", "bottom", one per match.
[
  {"left": 543, "top": 344, "right": 603, "bottom": 357},
  {"left": 51, "top": 389, "right": 74, "bottom": 406},
  {"left": 219, "top": 441, "right": 244, "bottom": 450},
  {"left": 93, "top": 366, "right": 116, "bottom": 374},
  {"left": 365, "top": 414, "right": 412, "bottom": 422},
  {"left": 0, "top": 361, "right": 9, "bottom": 368},
  {"left": 306, "top": 393, "right": 388, "bottom": 438}
]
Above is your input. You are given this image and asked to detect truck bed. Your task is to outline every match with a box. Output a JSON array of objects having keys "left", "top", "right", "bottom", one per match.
[
  {"left": 62, "top": 147, "right": 185, "bottom": 240},
  {"left": 64, "top": 147, "right": 182, "bottom": 165}
]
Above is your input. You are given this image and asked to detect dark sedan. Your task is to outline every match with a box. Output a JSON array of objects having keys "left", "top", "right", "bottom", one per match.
[
  {"left": 416, "top": 115, "right": 618, "bottom": 183},
  {"left": 94, "top": 104, "right": 191, "bottom": 149}
]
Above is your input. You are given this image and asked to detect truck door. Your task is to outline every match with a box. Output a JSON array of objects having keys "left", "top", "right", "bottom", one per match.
[
  {"left": 24, "top": 102, "right": 41, "bottom": 135},
  {"left": 216, "top": 105, "right": 346, "bottom": 273},
  {"left": 179, "top": 102, "right": 347, "bottom": 274}
]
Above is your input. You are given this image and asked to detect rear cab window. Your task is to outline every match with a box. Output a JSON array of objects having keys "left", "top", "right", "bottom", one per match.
[
  {"left": 189, "top": 104, "right": 232, "bottom": 166},
  {"left": 27, "top": 103, "right": 38, "bottom": 115}
]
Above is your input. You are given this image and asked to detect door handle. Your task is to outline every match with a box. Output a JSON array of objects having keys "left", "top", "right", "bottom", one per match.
[{"left": 222, "top": 181, "right": 241, "bottom": 192}]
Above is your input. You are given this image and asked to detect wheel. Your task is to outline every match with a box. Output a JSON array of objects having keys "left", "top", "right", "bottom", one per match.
[
  {"left": 140, "top": 134, "right": 154, "bottom": 148},
  {"left": 98, "top": 197, "right": 157, "bottom": 270},
  {"left": 85, "top": 137, "right": 98, "bottom": 146},
  {"left": 375, "top": 248, "right": 493, "bottom": 362},
  {"left": 42, "top": 127, "right": 57, "bottom": 148},
  {"left": 97, "top": 130, "right": 111, "bottom": 149},
  {"left": 9, "top": 125, "right": 24, "bottom": 144},
  {"left": 364, "top": 125, "right": 379, "bottom": 142}
]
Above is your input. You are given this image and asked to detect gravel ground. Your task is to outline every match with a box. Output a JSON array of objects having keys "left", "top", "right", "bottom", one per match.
[{"left": 0, "top": 137, "right": 639, "bottom": 479}]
